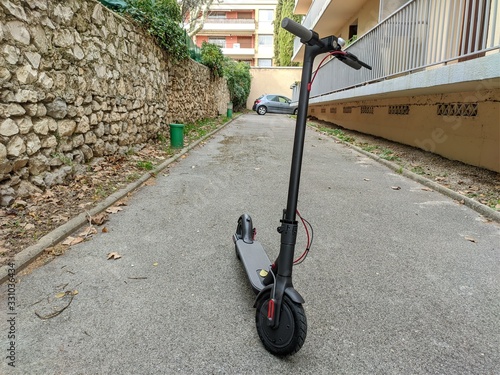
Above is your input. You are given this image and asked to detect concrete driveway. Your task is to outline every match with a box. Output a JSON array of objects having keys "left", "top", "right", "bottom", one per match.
[{"left": 1, "top": 113, "right": 499, "bottom": 374}]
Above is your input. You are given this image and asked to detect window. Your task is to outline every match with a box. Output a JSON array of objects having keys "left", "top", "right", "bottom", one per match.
[
  {"left": 237, "top": 12, "right": 253, "bottom": 19},
  {"left": 208, "top": 37, "right": 226, "bottom": 48},
  {"left": 237, "top": 36, "right": 253, "bottom": 48},
  {"left": 258, "top": 35, "right": 273, "bottom": 47},
  {"left": 258, "top": 58, "right": 272, "bottom": 67},
  {"left": 275, "top": 96, "right": 289, "bottom": 104},
  {"left": 208, "top": 11, "right": 226, "bottom": 19},
  {"left": 349, "top": 19, "right": 358, "bottom": 40},
  {"left": 259, "top": 9, "right": 273, "bottom": 22}
]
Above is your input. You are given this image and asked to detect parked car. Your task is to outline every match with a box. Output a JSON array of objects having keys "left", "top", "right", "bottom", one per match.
[{"left": 252, "top": 94, "right": 298, "bottom": 115}]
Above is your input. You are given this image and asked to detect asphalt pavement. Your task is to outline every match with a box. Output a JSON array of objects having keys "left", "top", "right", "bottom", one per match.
[{"left": 1, "top": 113, "right": 499, "bottom": 374}]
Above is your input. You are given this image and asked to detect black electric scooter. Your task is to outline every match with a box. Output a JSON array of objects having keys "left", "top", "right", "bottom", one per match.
[{"left": 233, "top": 18, "right": 372, "bottom": 356}]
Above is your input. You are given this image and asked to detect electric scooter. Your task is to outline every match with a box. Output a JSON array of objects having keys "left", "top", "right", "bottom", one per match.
[{"left": 233, "top": 17, "right": 372, "bottom": 356}]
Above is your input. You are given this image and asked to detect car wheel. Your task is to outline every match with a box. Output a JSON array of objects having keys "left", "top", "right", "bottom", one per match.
[
  {"left": 257, "top": 106, "right": 267, "bottom": 115},
  {"left": 293, "top": 108, "right": 298, "bottom": 115}
]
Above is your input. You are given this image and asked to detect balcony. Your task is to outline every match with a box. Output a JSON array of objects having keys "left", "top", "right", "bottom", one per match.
[
  {"left": 293, "top": 0, "right": 368, "bottom": 61},
  {"left": 292, "top": 0, "right": 500, "bottom": 101},
  {"left": 222, "top": 46, "right": 255, "bottom": 58},
  {"left": 294, "top": 0, "right": 312, "bottom": 15},
  {"left": 202, "top": 18, "right": 256, "bottom": 34}
]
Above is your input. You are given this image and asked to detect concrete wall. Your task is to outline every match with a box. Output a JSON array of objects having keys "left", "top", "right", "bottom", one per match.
[
  {"left": 247, "top": 67, "right": 302, "bottom": 108},
  {"left": 0, "top": 0, "right": 229, "bottom": 204},
  {"left": 336, "top": 0, "right": 380, "bottom": 39},
  {"left": 309, "top": 88, "right": 500, "bottom": 172},
  {"left": 306, "top": 50, "right": 500, "bottom": 173}
]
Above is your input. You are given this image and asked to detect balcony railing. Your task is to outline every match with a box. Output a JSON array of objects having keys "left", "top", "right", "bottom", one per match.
[
  {"left": 293, "top": 0, "right": 500, "bottom": 101},
  {"left": 205, "top": 18, "right": 255, "bottom": 24},
  {"left": 222, "top": 47, "right": 255, "bottom": 56},
  {"left": 203, "top": 18, "right": 256, "bottom": 32}
]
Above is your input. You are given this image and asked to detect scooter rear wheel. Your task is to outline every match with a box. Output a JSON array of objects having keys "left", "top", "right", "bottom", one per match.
[{"left": 255, "top": 294, "right": 307, "bottom": 355}]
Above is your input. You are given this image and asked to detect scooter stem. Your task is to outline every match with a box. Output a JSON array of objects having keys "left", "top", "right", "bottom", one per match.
[
  {"left": 279, "top": 39, "right": 334, "bottom": 277},
  {"left": 285, "top": 47, "right": 315, "bottom": 223}
]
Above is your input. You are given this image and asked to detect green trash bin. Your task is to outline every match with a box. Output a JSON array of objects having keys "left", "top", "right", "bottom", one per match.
[
  {"left": 227, "top": 102, "right": 233, "bottom": 118},
  {"left": 169, "top": 123, "right": 184, "bottom": 148}
]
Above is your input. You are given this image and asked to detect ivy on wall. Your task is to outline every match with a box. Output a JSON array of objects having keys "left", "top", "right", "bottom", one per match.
[
  {"left": 120, "top": 0, "right": 190, "bottom": 61},
  {"left": 273, "top": 0, "right": 301, "bottom": 66}
]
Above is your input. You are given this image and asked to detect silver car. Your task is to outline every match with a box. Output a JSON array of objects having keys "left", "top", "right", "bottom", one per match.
[{"left": 252, "top": 94, "right": 298, "bottom": 115}]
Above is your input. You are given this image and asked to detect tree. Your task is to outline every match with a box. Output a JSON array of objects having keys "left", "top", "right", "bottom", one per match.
[
  {"left": 274, "top": 0, "right": 301, "bottom": 66},
  {"left": 179, "top": 0, "right": 218, "bottom": 37},
  {"left": 223, "top": 59, "right": 251, "bottom": 111}
]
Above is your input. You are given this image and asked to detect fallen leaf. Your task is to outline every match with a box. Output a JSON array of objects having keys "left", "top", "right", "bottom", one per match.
[
  {"left": 78, "top": 226, "right": 97, "bottom": 237},
  {"left": 391, "top": 186, "right": 401, "bottom": 190},
  {"left": 24, "top": 223, "right": 35, "bottom": 230},
  {"left": 46, "top": 244, "right": 68, "bottom": 256},
  {"left": 13, "top": 200, "right": 28, "bottom": 208},
  {"left": 106, "top": 206, "right": 123, "bottom": 214},
  {"left": 72, "top": 290, "right": 79, "bottom": 296},
  {"left": 55, "top": 292, "right": 66, "bottom": 299},
  {"left": 464, "top": 236, "right": 477, "bottom": 243},
  {"left": 62, "top": 236, "right": 84, "bottom": 246},
  {"left": 102, "top": 227, "right": 108, "bottom": 233},
  {"left": 153, "top": 262, "right": 158, "bottom": 266},
  {"left": 363, "top": 178, "right": 370, "bottom": 181},
  {"left": 107, "top": 252, "right": 122, "bottom": 260},
  {"left": 421, "top": 187, "right": 433, "bottom": 191},
  {"left": 91, "top": 212, "right": 109, "bottom": 225},
  {"left": 51, "top": 214, "right": 69, "bottom": 223}
]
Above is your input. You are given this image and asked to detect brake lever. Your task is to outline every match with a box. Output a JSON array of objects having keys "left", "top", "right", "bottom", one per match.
[{"left": 337, "top": 51, "right": 372, "bottom": 70}]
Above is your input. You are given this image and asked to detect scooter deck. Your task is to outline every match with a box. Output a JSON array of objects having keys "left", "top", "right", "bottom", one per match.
[{"left": 235, "top": 238, "right": 271, "bottom": 294}]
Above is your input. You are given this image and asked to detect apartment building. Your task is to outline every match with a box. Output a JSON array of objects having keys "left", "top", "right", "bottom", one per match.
[
  {"left": 193, "top": 0, "right": 278, "bottom": 66},
  {"left": 291, "top": 0, "right": 499, "bottom": 172}
]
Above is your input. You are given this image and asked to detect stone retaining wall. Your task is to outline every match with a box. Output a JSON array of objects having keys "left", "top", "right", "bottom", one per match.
[{"left": 0, "top": 0, "right": 229, "bottom": 205}]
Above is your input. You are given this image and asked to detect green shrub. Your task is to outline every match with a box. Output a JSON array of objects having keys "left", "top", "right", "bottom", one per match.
[
  {"left": 201, "top": 42, "right": 225, "bottom": 77},
  {"left": 124, "top": 0, "right": 188, "bottom": 61},
  {"left": 223, "top": 59, "right": 251, "bottom": 111}
]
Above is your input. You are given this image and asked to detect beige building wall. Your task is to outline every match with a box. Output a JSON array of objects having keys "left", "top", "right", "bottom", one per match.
[
  {"left": 247, "top": 67, "right": 303, "bottom": 108},
  {"left": 336, "top": 0, "right": 380, "bottom": 39},
  {"left": 308, "top": 89, "right": 500, "bottom": 172}
]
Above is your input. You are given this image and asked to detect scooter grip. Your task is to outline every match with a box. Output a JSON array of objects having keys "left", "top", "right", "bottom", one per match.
[
  {"left": 339, "top": 57, "right": 362, "bottom": 70},
  {"left": 281, "top": 17, "right": 313, "bottom": 43}
]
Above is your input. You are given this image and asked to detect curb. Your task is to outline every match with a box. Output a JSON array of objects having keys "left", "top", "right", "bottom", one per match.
[
  {"left": 0, "top": 116, "right": 238, "bottom": 284},
  {"left": 316, "top": 129, "right": 500, "bottom": 224}
]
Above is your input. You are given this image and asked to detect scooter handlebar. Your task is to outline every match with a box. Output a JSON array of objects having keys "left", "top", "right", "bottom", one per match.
[
  {"left": 282, "top": 17, "right": 372, "bottom": 71},
  {"left": 281, "top": 17, "right": 314, "bottom": 43}
]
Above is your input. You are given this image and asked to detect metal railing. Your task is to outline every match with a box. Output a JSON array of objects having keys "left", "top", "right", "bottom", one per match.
[
  {"left": 205, "top": 18, "right": 255, "bottom": 24},
  {"left": 294, "top": 0, "right": 499, "bottom": 100}
]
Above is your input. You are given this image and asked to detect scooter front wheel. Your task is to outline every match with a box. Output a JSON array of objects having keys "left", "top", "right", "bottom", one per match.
[{"left": 255, "top": 294, "right": 307, "bottom": 355}]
